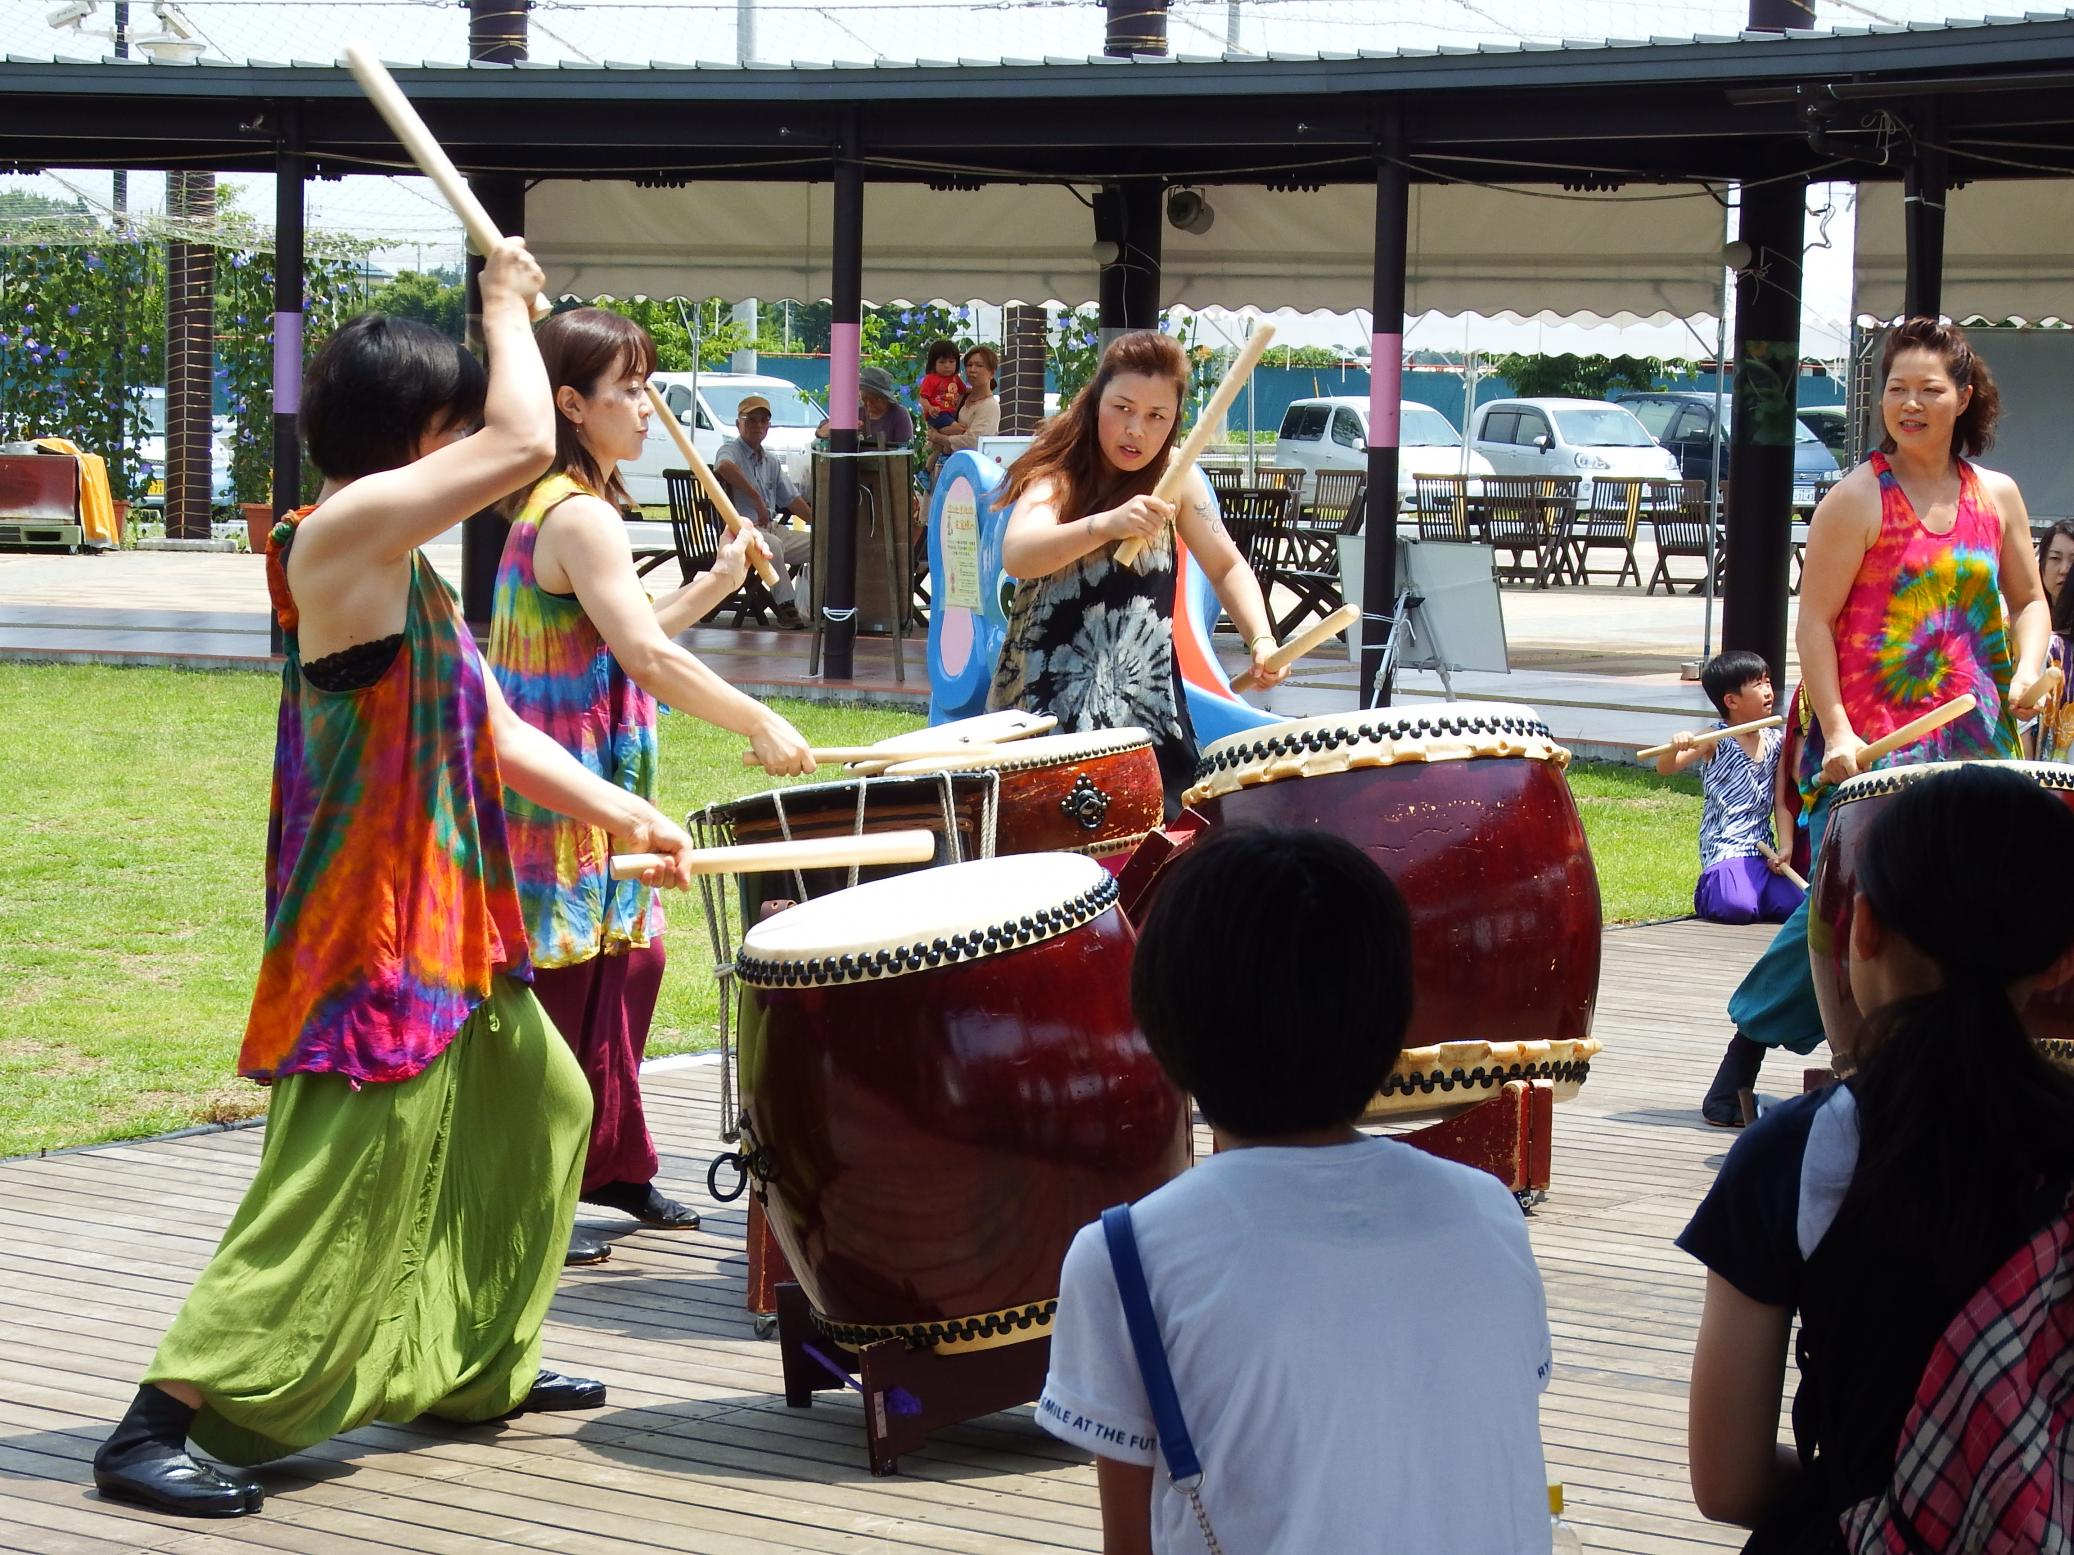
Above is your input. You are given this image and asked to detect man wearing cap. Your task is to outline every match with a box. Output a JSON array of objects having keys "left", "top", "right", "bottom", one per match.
[
  {"left": 815, "top": 365, "right": 917, "bottom": 446},
  {"left": 714, "top": 394, "right": 812, "bottom": 629}
]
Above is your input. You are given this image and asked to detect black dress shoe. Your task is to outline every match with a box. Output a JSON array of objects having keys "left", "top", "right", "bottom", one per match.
[
  {"left": 581, "top": 1180, "right": 701, "bottom": 1230},
  {"left": 565, "top": 1232, "right": 611, "bottom": 1266},
  {"left": 503, "top": 1368, "right": 607, "bottom": 1417},
  {"left": 95, "top": 1388, "right": 262, "bottom": 1519},
  {"left": 94, "top": 1448, "right": 263, "bottom": 1518}
]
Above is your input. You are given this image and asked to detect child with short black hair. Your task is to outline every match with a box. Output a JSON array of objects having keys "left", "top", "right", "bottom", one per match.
[
  {"left": 1658, "top": 648, "right": 1803, "bottom": 926},
  {"left": 1039, "top": 826, "right": 1553, "bottom": 1552},
  {"left": 916, "top": 338, "right": 966, "bottom": 431}
]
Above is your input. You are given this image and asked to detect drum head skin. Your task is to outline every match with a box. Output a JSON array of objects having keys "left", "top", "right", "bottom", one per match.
[
  {"left": 740, "top": 851, "right": 1116, "bottom": 984},
  {"left": 1185, "top": 703, "right": 1567, "bottom": 805}
]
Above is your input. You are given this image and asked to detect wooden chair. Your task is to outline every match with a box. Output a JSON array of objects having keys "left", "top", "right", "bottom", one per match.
[
  {"left": 1249, "top": 466, "right": 1306, "bottom": 495},
  {"left": 1646, "top": 480, "right": 1720, "bottom": 595},
  {"left": 1202, "top": 465, "right": 1250, "bottom": 499},
  {"left": 1478, "top": 475, "right": 1577, "bottom": 588},
  {"left": 1307, "top": 471, "right": 1367, "bottom": 529},
  {"left": 1274, "top": 477, "right": 1366, "bottom": 637},
  {"left": 1412, "top": 474, "right": 1475, "bottom": 542},
  {"left": 664, "top": 469, "right": 777, "bottom": 627},
  {"left": 1217, "top": 488, "right": 1293, "bottom": 612},
  {"left": 1570, "top": 477, "right": 1672, "bottom": 588}
]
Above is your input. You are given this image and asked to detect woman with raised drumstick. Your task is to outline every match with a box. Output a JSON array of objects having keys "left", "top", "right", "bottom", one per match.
[
  {"left": 1701, "top": 318, "right": 2051, "bottom": 1126},
  {"left": 490, "top": 307, "right": 813, "bottom": 1262},
  {"left": 92, "top": 244, "right": 698, "bottom": 1519},
  {"left": 987, "top": 330, "right": 1287, "bottom": 809}
]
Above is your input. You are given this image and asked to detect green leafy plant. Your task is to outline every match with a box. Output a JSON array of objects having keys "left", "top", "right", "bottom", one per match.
[{"left": 1490, "top": 352, "right": 1669, "bottom": 401}]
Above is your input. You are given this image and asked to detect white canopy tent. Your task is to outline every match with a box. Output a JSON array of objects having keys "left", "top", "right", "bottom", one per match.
[
  {"left": 1853, "top": 180, "right": 2074, "bottom": 323},
  {"left": 529, "top": 178, "right": 1730, "bottom": 318}
]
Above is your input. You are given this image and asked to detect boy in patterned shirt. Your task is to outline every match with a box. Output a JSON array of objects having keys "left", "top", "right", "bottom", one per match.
[{"left": 1655, "top": 649, "right": 1803, "bottom": 925}]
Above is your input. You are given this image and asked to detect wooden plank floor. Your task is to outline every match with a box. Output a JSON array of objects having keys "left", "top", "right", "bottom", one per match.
[{"left": 0, "top": 917, "right": 1818, "bottom": 1553}]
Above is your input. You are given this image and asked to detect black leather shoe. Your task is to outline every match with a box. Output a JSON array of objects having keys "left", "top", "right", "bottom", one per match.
[
  {"left": 93, "top": 1448, "right": 263, "bottom": 1518},
  {"left": 581, "top": 1180, "right": 701, "bottom": 1230},
  {"left": 508, "top": 1368, "right": 607, "bottom": 1416},
  {"left": 565, "top": 1232, "right": 611, "bottom": 1266}
]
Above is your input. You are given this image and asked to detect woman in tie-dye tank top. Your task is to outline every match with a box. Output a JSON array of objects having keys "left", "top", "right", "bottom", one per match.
[
  {"left": 490, "top": 308, "right": 811, "bottom": 1260},
  {"left": 1703, "top": 318, "right": 2054, "bottom": 1126},
  {"left": 93, "top": 245, "right": 699, "bottom": 1522}
]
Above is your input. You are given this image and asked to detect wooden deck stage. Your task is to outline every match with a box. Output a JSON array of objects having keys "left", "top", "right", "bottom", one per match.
[{"left": 0, "top": 916, "right": 1817, "bottom": 1554}]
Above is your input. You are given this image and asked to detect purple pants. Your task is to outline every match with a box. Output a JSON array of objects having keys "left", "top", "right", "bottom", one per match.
[
  {"left": 1694, "top": 856, "right": 1803, "bottom": 926},
  {"left": 529, "top": 939, "right": 666, "bottom": 1194}
]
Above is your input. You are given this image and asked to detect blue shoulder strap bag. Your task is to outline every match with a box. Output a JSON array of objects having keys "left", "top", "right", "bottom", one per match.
[{"left": 1101, "top": 1203, "right": 1225, "bottom": 1555}]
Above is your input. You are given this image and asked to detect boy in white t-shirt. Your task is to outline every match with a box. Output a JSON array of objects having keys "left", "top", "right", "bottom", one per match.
[{"left": 1038, "top": 827, "right": 1555, "bottom": 1554}]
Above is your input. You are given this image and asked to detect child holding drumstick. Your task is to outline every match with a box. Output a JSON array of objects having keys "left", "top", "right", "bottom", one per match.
[
  {"left": 1656, "top": 649, "right": 1803, "bottom": 927},
  {"left": 1039, "top": 827, "right": 1553, "bottom": 1552},
  {"left": 92, "top": 241, "right": 696, "bottom": 1520}
]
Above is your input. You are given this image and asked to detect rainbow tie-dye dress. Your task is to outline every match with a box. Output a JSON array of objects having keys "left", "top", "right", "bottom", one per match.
[
  {"left": 1796, "top": 451, "right": 2019, "bottom": 805},
  {"left": 240, "top": 512, "right": 531, "bottom": 1085},
  {"left": 487, "top": 473, "right": 660, "bottom": 969}
]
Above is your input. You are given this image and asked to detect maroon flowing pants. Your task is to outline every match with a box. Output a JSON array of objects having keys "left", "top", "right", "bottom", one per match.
[{"left": 529, "top": 939, "right": 666, "bottom": 1194}]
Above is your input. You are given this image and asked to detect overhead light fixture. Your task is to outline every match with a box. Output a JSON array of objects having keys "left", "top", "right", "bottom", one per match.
[
  {"left": 1721, "top": 239, "right": 1755, "bottom": 272},
  {"left": 1166, "top": 186, "right": 1214, "bottom": 236},
  {"left": 1091, "top": 239, "right": 1122, "bottom": 267},
  {"left": 136, "top": 0, "right": 203, "bottom": 61}
]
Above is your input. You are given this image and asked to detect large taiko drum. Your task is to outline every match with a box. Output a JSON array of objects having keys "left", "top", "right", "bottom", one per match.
[
  {"left": 700, "top": 770, "right": 1000, "bottom": 922},
  {"left": 1179, "top": 703, "right": 1604, "bottom": 1119},
  {"left": 1811, "top": 759, "right": 2074, "bottom": 1061},
  {"left": 884, "top": 728, "right": 1163, "bottom": 865},
  {"left": 735, "top": 852, "right": 1189, "bottom": 1350}
]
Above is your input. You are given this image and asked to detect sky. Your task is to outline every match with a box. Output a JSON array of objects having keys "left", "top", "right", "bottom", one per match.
[{"left": 0, "top": 0, "right": 1991, "bottom": 356}]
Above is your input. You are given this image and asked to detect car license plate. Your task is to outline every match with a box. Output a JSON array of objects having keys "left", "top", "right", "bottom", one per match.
[
  {"left": 147, "top": 477, "right": 165, "bottom": 496},
  {"left": 1792, "top": 485, "right": 1815, "bottom": 505}
]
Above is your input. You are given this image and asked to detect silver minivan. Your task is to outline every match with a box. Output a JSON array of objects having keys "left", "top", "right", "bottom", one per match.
[
  {"left": 1273, "top": 395, "right": 1494, "bottom": 503},
  {"left": 619, "top": 372, "right": 823, "bottom": 510},
  {"left": 1469, "top": 397, "right": 1680, "bottom": 505}
]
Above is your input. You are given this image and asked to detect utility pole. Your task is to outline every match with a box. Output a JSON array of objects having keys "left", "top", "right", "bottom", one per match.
[
  {"left": 111, "top": 1, "right": 130, "bottom": 496},
  {"left": 1226, "top": 0, "right": 1241, "bottom": 50},
  {"left": 737, "top": 0, "right": 756, "bottom": 62}
]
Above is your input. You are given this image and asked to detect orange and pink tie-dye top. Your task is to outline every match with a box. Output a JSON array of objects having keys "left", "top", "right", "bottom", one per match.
[
  {"left": 240, "top": 509, "right": 530, "bottom": 1085},
  {"left": 1797, "top": 451, "right": 2019, "bottom": 805},
  {"left": 487, "top": 473, "right": 660, "bottom": 969}
]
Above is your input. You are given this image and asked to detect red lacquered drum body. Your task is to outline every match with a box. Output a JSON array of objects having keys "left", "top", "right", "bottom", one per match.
[
  {"left": 886, "top": 729, "right": 1162, "bottom": 864},
  {"left": 1811, "top": 760, "right": 2074, "bottom": 1059},
  {"left": 1184, "top": 704, "right": 1603, "bottom": 1071},
  {"left": 735, "top": 854, "right": 1188, "bottom": 1349}
]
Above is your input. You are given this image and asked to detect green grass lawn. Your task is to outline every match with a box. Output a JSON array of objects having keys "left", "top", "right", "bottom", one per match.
[{"left": 0, "top": 662, "right": 1701, "bottom": 1155}]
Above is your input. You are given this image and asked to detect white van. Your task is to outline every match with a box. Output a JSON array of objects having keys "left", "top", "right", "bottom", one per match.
[
  {"left": 1272, "top": 395, "right": 1493, "bottom": 504},
  {"left": 1468, "top": 397, "right": 1679, "bottom": 505},
  {"left": 619, "top": 372, "right": 824, "bottom": 510}
]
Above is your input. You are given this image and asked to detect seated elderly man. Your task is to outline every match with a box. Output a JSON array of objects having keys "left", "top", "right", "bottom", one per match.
[
  {"left": 814, "top": 365, "right": 917, "bottom": 447},
  {"left": 713, "top": 394, "right": 811, "bottom": 630}
]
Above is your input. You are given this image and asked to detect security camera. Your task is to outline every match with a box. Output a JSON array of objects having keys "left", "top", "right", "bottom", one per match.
[
  {"left": 1721, "top": 239, "right": 1755, "bottom": 272},
  {"left": 1091, "top": 239, "right": 1122, "bottom": 267},
  {"left": 1166, "top": 187, "right": 1215, "bottom": 236},
  {"left": 152, "top": 2, "right": 198, "bottom": 39},
  {"left": 46, "top": 2, "right": 97, "bottom": 30}
]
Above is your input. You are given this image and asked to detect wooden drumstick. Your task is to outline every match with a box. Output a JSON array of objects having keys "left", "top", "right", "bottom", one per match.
[
  {"left": 342, "top": 43, "right": 552, "bottom": 321},
  {"left": 1232, "top": 602, "right": 1361, "bottom": 693},
  {"left": 740, "top": 743, "right": 1005, "bottom": 769},
  {"left": 1755, "top": 841, "right": 1809, "bottom": 893},
  {"left": 642, "top": 382, "right": 782, "bottom": 586},
  {"left": 2013, "top": 664, "right": 2064, "bottom": 718},
  {"left": 1113, "top": 322, "right": 1277, "bottom": 569},
  {"left": 1636, "top": 714, "right": 1785, "bottom": 762},
  {"left": 610, "top": 828, "right": 937, "bottom": 882},
  {"left": 1853, "top": 693, "right": 1978, "bottom": 772}
]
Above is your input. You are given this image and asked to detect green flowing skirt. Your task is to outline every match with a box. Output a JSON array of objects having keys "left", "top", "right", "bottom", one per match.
[{"left": 145, "top": 976, "right": 591, "bottom": 1466}]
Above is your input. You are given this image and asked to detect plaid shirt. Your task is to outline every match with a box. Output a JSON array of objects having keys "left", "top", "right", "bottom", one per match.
[{"left": 1843, "top": 1197, "right": 2074, "bottom": 1554}]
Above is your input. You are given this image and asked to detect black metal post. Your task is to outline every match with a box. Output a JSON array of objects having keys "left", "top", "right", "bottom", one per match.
[
  {"left": 1903, "top": 106, "right": 1947, "bottom": 318},
  {"left": 823, "top": 140, "right": 864, "bottom": 681},
  {"left": 1719, "top": 168, "right": 1806, "bottom": 686},
  {"left": 459, "top": 0, "right": 529, "bottom": 630},
  {"left": 1096, "top": 180, "right": 1163, "bottom": 341},
  {"left": 271, "top": 105, "right": 304, "bottom": 656},
  {"left": 1361, "top": 136, "right": 1408, "bottom": 704}
]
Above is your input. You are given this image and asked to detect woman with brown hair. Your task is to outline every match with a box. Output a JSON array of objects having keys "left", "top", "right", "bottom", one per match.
[
  {"left": 925, "top": 343, "right": 1002, "bottom": 459},
  {"left": 987, "top": 330, "right": 1286, "bottom": 806},
  {"left": 489, "top": 306, "right": 813, "bottom": 1261}
]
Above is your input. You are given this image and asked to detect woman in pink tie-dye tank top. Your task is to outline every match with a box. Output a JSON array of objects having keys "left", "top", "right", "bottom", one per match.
[
  {"left": 490, "top": 308, "right": 812, "bottom": 1254},
  {"left": 1705, "top": 320, "right": 2053, "bottom": 1128},
  {"left": 94, "top": 248, "right": 701, "bottom": 1523}
]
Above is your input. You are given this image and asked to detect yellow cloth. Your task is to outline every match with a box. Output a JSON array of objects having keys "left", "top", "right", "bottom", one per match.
[{"left": 29, "top": 437, "right": 119, "bottom": 547}]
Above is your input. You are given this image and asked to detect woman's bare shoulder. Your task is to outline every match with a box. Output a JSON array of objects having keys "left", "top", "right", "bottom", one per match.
[{"left": 1810, "top": 460, "right": 1882, "bottom": 531}]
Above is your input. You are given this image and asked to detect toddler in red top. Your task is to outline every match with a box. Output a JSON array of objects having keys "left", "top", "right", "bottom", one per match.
[{"left": 917, "top": 338, "right": 966, "bottom": 430}]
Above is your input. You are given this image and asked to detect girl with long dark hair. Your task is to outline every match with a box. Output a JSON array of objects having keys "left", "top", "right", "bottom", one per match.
[
  {"left": 488, "top": 307, "right": 812, "bottom": 1261},
  {"left": 1683, "top": 763, "right": 2074, "bottom": 1550},
  {"left": 986, "top": 330, "right": 1286, "bottom": 805}
]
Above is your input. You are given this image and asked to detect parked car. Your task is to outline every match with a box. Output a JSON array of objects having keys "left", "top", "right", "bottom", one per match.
[
  {"left": 1469, "top": 397, "right": 1680, "bottom": 504},
  {"left": 619, "top": 372, "right": 824, "bottom": 511},
  {"left": 129, "top": 386, "right": 234, "bottom": 508},
  {"left": 1612, "top": 390, "right": 1838, "bottom": 499},
  {"left": 1796, "top": 404, "right": 1852, "bottom": 459},
  {"left": 1273, "top": 395, "right": 1494, "bottom": 504}
]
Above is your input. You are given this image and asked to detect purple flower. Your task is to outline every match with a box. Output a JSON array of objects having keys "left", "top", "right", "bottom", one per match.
[
  {"left": 231, "top": 254, "right": 250, "bottom": 269},
  {"left": 66, "top": 303, "right": 80, "bottom": 317},
  {"left": 0, "top": 333, "right": 9, "bottom": 347},
  {"left": 22, "top": 304, "right": 34, "bottom": 315},
  {"left": 85, "top": 253, "right": 101, "bottom": 270},
  {"left": 55, "top": 349, "right": 68, "bottom": 362},
  {"left": 29, "top": 352, "right": 43, "bottom": 365}
]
